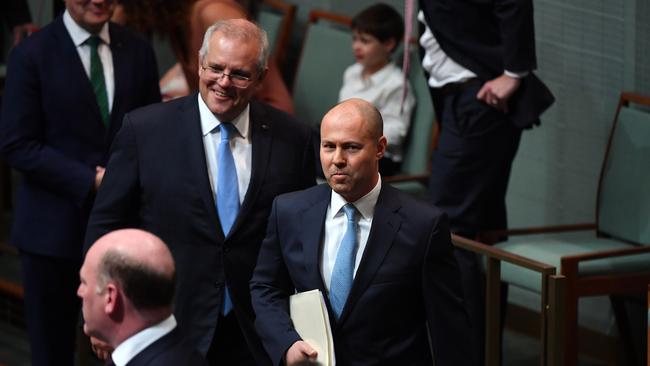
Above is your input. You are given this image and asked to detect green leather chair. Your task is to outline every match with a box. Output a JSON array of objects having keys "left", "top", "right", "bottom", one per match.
[
  {"left": 256, "top": 0, "right": 296, "bottom": 70},
  {"left": 385, "top": 46, "right": 436, "bottom": 198},
  {"left": 292, "top": 11, "right": 353, "bottom": 128},
  {"left": 493, "top": 92, "right": 650, "bottom": 366}
]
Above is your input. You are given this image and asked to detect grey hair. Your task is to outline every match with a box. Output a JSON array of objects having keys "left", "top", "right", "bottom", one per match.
[{"left": 198, "top": 19, "right": 269, "bottom": 75}]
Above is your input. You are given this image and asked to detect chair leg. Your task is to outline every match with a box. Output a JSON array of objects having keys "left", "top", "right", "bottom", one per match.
[
  {"left": 610, "top": 294, "right": 645, "bottom": 366},
  {"left": 563, "top": 293, "right": 579, "bottom": 366}
]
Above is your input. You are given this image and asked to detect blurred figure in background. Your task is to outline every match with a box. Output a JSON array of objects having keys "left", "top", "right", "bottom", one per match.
[
  {"left": 0, "top": 0, "right": 160, "bottom": 363},
  {"left": 112, "top": 0, "right": 294, "bottom": 113},
  {"left": 338, "top": 3, "right": 415, "bottom": 176}
]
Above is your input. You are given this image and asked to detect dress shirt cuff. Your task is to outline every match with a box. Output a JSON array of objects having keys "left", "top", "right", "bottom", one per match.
[{"left": 504, "top": 70, "right": 529, "bottom": 79}]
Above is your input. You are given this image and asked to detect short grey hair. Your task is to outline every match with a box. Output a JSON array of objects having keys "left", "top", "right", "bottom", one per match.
[{"left": 198, "top": 19, "right": 269, "bottom": 75}]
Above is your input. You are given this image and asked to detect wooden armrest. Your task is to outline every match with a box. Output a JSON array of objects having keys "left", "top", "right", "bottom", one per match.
[
  {"left": 481, "top": 223, "right": 597, "bottom": 243},
  {"left": 562, "top": 245, "right": 650, "bottom": 264},
  {"left": 452, "top": 234, "right": 556, "bottom": 275},
  {"left": 308, "top": 10, "right": 351, "bottom": 26},
  {"left": 0, "top": 279, "right": 23, "bottom": 300}
]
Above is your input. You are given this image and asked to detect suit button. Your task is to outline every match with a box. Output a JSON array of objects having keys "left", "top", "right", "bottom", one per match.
[{"left": 224, "top": 247, "right": 230, "bottom": 253}]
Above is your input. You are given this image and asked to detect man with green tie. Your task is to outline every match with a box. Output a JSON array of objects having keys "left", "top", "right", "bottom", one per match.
[{"left": 0, "top": 0, "right": 160, "bottom": 364}]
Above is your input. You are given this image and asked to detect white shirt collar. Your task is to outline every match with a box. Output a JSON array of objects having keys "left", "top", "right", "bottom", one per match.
[
  {"left": 198, "top": 93, "right": 250, "bottom": 140},
  {"left": 63, "top": 9, "right": 110, "bottom": 47},
  {"left": 329, "top": 175, "right": 382, "bottom": 220},
  {"left": 111, "top": 315, "right": 177, "bottom": 366},
  {"left": 364, "top": 62, "right": 396, "bottom": 86}
]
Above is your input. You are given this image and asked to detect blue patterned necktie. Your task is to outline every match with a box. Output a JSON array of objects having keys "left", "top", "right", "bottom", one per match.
[
  {"left": 216, "top": 123, "right": 239, "bottom": 315},
  {"left": 329, "top": 203, "right": 358, "bottom": 319},
  {"left": 86, "top": 36, "right": 109, "bottom": 126}
]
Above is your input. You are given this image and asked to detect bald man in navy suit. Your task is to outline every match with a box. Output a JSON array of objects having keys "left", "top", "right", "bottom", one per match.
[{"left": 251, "top": 99, "right": 472, "bottom": 366}]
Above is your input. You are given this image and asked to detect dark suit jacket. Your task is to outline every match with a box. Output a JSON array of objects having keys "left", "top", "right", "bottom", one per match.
[
  {"left": 419, "top": 0, "right": 554, "bottom": 128},
  {"left": 84, "top": 95, "right": 316, "bottom": 364},
  {"left": 251, "top": 184, "right": 472, "bottom": 366},
  {"left": 125, "top": 327, "right": 208, "bottom": 366},
  {"left": 0, "top": 16, "right": 160, "bottom": 259}
]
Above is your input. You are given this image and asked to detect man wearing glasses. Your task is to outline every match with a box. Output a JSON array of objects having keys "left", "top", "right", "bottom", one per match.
[{"left": 84, "top": 19, "right": 315, "bottom": 366}]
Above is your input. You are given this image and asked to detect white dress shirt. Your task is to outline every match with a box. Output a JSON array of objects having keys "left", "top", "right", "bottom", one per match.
[
  {"left": 199, "top": 94, "right": 252, "bottom": 204},
  {"left": 111, "top": 315, "right": 177, "bottom": 366},
  {"left": 418, "top": 11, "right": 527, "bottom": 88},
  {"left": 417, "top": 11, "right": 476, "bottom": 88},
  {"left": 338, "top": 63, "right": 415, "bottom": 162},
  {"left": 321, "top": 177, "right": 382, "bottom": 293},
  {"left": 63, "top": 10, "right": 114, "bottom": 112}
]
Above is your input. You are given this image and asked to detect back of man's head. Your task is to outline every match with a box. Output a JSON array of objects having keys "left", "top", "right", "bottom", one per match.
[{"left": 80, "top": 229, "right": 175, "bottom": 346}]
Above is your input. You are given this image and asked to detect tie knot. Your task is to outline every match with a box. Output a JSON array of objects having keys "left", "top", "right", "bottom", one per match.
[
  {"left": 342, "top": 204, "right": 357, "bottom": 222},
  {"left": 86, "top": 35, "right": 101, "bottom": 49},
  {"left": 220, "top": 123, "right": 236, "bottom": 142}
]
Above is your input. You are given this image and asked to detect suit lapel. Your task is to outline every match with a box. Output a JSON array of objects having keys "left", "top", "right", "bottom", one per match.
[
  {"left": 300, "top": 186, "right": 338, "bottom": 327},
  {"left": 53, "top": 17, "right": 105, "bottom": 131},
  {"left": 300, "top": 186, "right": 331, "bottom": 293},
  {"left": 228, "top": 102, "right": 271, "bottom": 237},
  {"left": 181, "top": 95, "right": 224, "bottom": 242},
  {"left": 108, "top": 23, "right": 127, "bottom": 134},
  {"left": 337, "top": 185, "right": 402, "bottom": 325}
]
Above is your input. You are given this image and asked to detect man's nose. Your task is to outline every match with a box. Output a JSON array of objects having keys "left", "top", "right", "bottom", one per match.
[{"left": 332, "top": 148, "right": 346, "bottom": 166}]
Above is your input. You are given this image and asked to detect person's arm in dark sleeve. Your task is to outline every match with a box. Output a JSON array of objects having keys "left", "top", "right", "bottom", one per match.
[
  {"left": 423, "top": 213, "right": 477, "bottom": 366},
  {"left": 250, "top": 197, "right": 303, "bottom": 366},
  {"left": 84, "top": 115, "right": 141, "bottom": 253},
  {"left": 0, "top": 44, "right": 96, "bottom": 208}
]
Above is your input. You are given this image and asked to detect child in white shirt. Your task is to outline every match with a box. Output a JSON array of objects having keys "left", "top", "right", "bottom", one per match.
[{"left": 338, "top": 3, "right": 416, "bottom": 176}]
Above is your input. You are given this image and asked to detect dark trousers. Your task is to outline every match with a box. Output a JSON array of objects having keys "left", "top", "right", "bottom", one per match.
[
  {"left": 428, "top": 84, "right": 522, "bottom": 365},
  {"left": 206, "top": 311, "right": 258, "bottom": 366},
  {"left": 20, "top": 250, "right": 81, "bottom": 366}
]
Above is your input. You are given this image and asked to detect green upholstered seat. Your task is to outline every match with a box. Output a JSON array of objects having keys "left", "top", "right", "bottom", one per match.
[
  {"left": 258, "top": 10, "right": 282, "bottom": 54},
  {"left": 496, "top": 102, "right": 650, "bottom": 289},
  {"left": 598, "top": 106, "right": 650, "bottom": 244},
  {"left": 491, "top": 93, "right": 650, "bottom": 365},
  {"left": 387, "top": 50, "right": 436, "bottom": 198},
  {"left": 499, "top": 232, "right": 650, "bottom": 292},
  {"left": 293, "top": 20, "right": 354, "bottom": 128}
]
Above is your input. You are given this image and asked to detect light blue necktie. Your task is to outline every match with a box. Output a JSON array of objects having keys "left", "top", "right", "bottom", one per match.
[
  {"left": 216, "top": 123, "right": 239, "bottom": 315},
  {"left": 329, "top": 203, "right": 358, "bottom": 320}
]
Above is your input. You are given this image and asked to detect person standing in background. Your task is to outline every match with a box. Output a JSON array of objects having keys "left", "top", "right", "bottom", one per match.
[
  {"left": 0, "top": 0, "right": 161, "bottom": 363},
  {"left": 418, "top": 0, "right": 555, "bottom": 363},
  {"left": 338, "top": 3, "right": 415, "bottom": 176}
]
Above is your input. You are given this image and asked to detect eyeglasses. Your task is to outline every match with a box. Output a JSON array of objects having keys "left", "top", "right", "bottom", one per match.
[{"left": 200, "top": 65, "right": 254, "bottom": 88}]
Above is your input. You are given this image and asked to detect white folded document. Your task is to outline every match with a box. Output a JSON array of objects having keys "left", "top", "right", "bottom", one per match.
[{"left": 289, "top": 289, "right": 336, "bottom": 366}]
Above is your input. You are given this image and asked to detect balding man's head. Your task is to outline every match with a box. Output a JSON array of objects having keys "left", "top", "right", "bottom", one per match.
[
  {"left": 320, "top": 99, "right": 387, "bottom": 202},
  {"left": 79, "top": 229, "right": 176, "bottom": 345},
  {"left": 92, "top": 229, "right": 175, "bottom": 310}
]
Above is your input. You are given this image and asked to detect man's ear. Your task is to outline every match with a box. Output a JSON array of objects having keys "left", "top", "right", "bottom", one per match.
[
  {"left": 383, "top": 38, "right": 398, "bottom": 55},
  {"left": 377, "top": 135, "right": 387, "bottom": 159},
  {"left": 104, "top": 283, "right": 119, "bottom": 315},
  {"left": 257, "top": 66, "right": 269, "bottom": 83}
]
